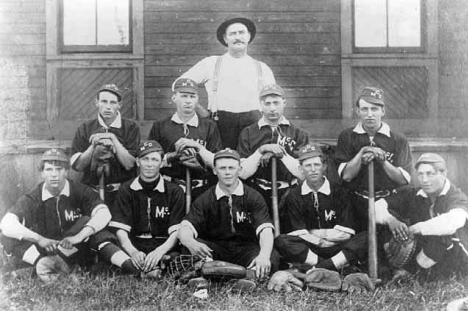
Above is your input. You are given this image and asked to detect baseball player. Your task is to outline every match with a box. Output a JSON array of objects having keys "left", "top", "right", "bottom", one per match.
[
  {"left": 335, "top": 86, "right": 412, "bottom": 231},
  {"left": 71, "top": 84, "right": 140, "bottom": 205},
  {"left": 178, "top": 148, "right": 280, "bottom": 289},
  {"left": 237, "top": 84, "right": 309, "bottom": 215},
  {"left": 275, "top": 144, "right": 365, "bottom": 272},
  {"left": 148, "top": 78, "right": 222, "bottom": 199},
  {"left": 376, "top": 153, "right": 468, "bottom": 278},
  {"left": 0, "top": 149, "right": 111, "bottom": 282},
  {"left": 98, "top": 141, "right": 186, "bottom": 276},
  {"left": 176, "top": 17, "right": 275, "bottom": 150}
]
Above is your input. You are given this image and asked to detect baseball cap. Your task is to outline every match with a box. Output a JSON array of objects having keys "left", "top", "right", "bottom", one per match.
[
  {"left": 138, "top": 140, "right": 164, "bottom": 158},
  {"left": 217, "top": 17, "right": 256, "bottom": 47},
  {"left": 41, "top": 148, "right": 68, "bottom": 163},
  {"left": 298, "top": 144, "right": 324, "bottom": 162},
  {"left": 358, "top": 86, "right": 385, "bottom": 106},
  {"left": 98, "top": 84, "right": 122, "bottom": 102},
  {"left": 415, "top": 153, "right": 446, "bottom": 169},
  {"left": 173, "top": 78, "right": 198, "bottom": 94},
  {"left": 260, "top": 84, "right": 286, "bottom": 98},
  {"left": 213, "top": 148, "right": 240, "bottom": 163}
]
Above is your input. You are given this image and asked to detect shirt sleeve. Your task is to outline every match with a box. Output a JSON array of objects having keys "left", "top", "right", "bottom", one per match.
[
  {"left": 108, "top": 185, "right": 133, "bottom": 232},
  {"left": 124, "top": 121, "right": 141, "bottom": 157},
  {"left": 205, "top": 121, "right": 223, "bottom": 153},
  {"left": 8, "top": 194, "right": 35, "bottom": 224},
  {"left": 179, "top": 56, "right": 215, "bottom": 85},
  {"left": 75, "top": 183, "right": 105, "bottom": 217},
  {"left": 335, "top": 130, "right": 354, "bottom": 171},
  {"left": 237, "top": 127, "right": 253, "bottom": 158},
  {"left": 167, "top": 184, "right": 187, "bottom": 235},
  {"left": 182, "top": 195, "right": 207, "bottom": 238},
  {"left": 394, "top": 134, "right": 413, "bottom": 181},
  {"left": 292, "top": 128, "right": 310, "bottom": 156},
  {"left": 283, "top": 188, "right": 307, "bottom": 233},
  {"left": 260, "top": 62, "right": 276, "bottom": 85},
  {"left": 247, "top": 188, "right": 274, "bottom": 234},
  {"left": 70, "top": 124, "right": 89, "bottom": 166}
]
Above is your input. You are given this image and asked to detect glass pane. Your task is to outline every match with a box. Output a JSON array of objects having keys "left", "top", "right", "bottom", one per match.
[
  {"left": 97, "top": 0, "right": 130, "bottom": 45},
  {"left": 388, "top": 0, "right": 421, "bottom": 47},
  {"left": 354, "top": 0, "right": 387, "bottom": 47},
  {"left": 63, "top": 0, "right": 96, "bottom": 45}
]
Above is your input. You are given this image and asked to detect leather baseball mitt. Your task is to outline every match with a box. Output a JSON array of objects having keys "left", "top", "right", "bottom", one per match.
[
  {"left": 201, "top": 260, "right": 248, "bottom": 279},
  {"left": 304, "top": 268, "right": 342, "bottom": 291},
  {"left": 178, "top": 148, "right": 206, "bottom": 171},
  {"left": 341, "top": 273, "right": 376, "bottom": 294},
  {"left": 384, "top": 236, "right": 417, "bottom": 268}
]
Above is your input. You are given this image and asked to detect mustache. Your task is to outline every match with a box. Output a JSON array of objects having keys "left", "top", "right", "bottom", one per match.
[{"left": 234, "top": 40, "right": 245, "bottom": 44}]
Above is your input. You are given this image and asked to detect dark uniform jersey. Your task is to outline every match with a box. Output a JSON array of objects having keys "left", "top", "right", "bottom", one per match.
[
  {"left": 148, "top": 114, "right": 222, "bottom": 180},
  {"left": 71, "top": 117, "right": 140, "bottom": 186},
  {"left": 7, "top": 180, "right": 104, "bottom": 240},
  {"left": 237, "top": 118, "right": 309, "bottom": 183},
  {"left": 182, "top": 182, "right": 274, "bottom": 242},
  {"left": 283, "top": 179, "right": 357, "bottom": 235},
  {"left": 109, "top": 177, "right": 186, "bottom": 238},
  {"left": 335, "top": 123, "right": 412, "bottom": 192}
]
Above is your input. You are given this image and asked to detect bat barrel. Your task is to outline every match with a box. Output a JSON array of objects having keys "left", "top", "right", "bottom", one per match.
[
  {"left": 368, "top": 161, "right": 378, "bottom": 279},
  {"left": 271, "top": 157, "right": 280, "bottom": 237},
  {"left": 185, "top": 168, "right": 191, "bottom": 214}
]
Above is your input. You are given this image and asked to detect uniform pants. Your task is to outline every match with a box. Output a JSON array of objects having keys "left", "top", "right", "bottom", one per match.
[{"left": 216, "top": 110, "right": 261, "bottom": 150}]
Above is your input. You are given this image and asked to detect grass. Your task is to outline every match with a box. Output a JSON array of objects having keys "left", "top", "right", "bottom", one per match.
[{"left": 1, "top": 266, "right": 467, "bottom": 311}]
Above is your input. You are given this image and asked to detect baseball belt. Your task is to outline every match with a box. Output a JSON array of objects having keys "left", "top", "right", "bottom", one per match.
[{"left": 354, "top": 189, "right": 391, "bottom": 200}]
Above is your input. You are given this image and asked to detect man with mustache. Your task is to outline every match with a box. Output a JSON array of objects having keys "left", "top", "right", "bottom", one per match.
[
  {"left": 71, "top": 84, "right": 140, "bottom": 205},
  {"left": 237, "top": 84, "right": 309, "bottom": 221},
  {"left": 335, "top": 87, "right": 412, "bottom": 232},
  {"left": 176, "top": 17, "right": 275, "bottom": 150}
]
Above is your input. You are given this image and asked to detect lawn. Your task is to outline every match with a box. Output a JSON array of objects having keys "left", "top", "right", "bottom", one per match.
[{"left": 1, "top": 267, "right": 467, "bottom": 311}]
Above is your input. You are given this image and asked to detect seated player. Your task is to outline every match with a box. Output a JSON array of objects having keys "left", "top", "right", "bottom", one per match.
[
  {"left": 275, "top": 144, "right": 365, "bottom": 272},
  {"left": 148, "top": 78, "right": 222, "bottom": 199},
  {"left": 237, "top": 84, "right": 309, "bottom": 214},
  {"left": 376, "top": 153, "right": 468, "bottom": 279},
  {"left": 98, "top": 141, "right": 186, "bottom": 277},
  {"left": 178, "top": 148, "right": 279, "bottom": 289},
  {"left": 0, "top": 149, "right": 111, "bottom": 282}
]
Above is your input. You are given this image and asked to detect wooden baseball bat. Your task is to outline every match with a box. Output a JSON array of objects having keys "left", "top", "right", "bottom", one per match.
[
  {"left": 98, "top": 170, "right": 105, "bottom": 201},
  {"left": 185, "top": 167, "right": 191, "bottom": 214},
  {"left": 368, "top": 161, "right": 378, "bottom": 279},
  {"left": 271, "top": 157, "right": 280, "bottom": 237}
]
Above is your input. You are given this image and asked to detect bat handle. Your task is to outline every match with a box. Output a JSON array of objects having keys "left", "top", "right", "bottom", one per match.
[
  {"left": 368, "top": 161, "right": 378, "bottom": 279},
  {"left": 271, "top": 157, "right": 280, "bottom": 237},
  {"left": 185, "top": 168, "right": 191, "bottom": 214},
  {"left": 99, "top": 171, "right": 105, "bottom": 202}
]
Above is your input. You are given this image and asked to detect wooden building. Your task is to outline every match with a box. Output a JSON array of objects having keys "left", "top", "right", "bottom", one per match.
[{"left": 1, "top": 0, "right": 468, "bottom": 215}]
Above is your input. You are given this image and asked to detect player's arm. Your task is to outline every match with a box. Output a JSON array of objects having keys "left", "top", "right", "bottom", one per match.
[
  {"left": 103, "top": 132, "right": 136, "bottom": 170},
  {"left": 71, "top": 126, "right": 97, "bottom": 171},
  {"left": 116, "top": 229, "right": 145, "bottom": 270},
  {"left": 340, "top": 147, "right": 368, "bottom": 182},
  {"left": 410, "top": 209, "right": 468, "bottom": 236},
  {"left": 375, "top": 198, "right": 410, "bottom": 241},
  {"left": 144, "top": 231, "right": 179, "bottom": 272},
  {"left": 280, "top": 154, "right": 304, "bottom": 180},
  {"left": 247, "top": 227, "right": 274, "bottom": 278},
  {"left": 177, "top": 221, "right": 213, "bottom": 258},
  {"left": 309, "top": 229, "right": 352, "bottom": 243},
  {"left": 381, "top": 159, "right": 409, "bottom": 186}
]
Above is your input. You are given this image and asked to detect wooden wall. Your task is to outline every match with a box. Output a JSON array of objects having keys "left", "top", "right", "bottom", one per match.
[{"left": 143, "top": 0, "right": 342, "bottom": 122}]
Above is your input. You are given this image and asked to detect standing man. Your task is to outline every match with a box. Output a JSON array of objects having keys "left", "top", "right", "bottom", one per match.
[
  {"left": 237, "top": 84, "right": 309, "bottom": 213},
  {"left": 0, "top": 149, "right": 111, "bottom": 282},
  {"left": 148, "top": 78, "right": 222, "bottom": 199},
  {"left": 376, "top": 153, "right": 468, "bottom": 278},
  {"left": 71, "top": 84, "right": 140, "bottom": 205},
  {"left": 99, "top": 141, "right": 186, "bottom": 276},
  {"left": 275, "top": 144, "right": 365, "bottom": 272},
  {"left": 335, "top": 86, "right": 412, "bottom": 231},
  {"left": 177, "top": 17, "right": 275, "bottom": 149},
  {"left": 178, "top": 148, "right": 279, "bottom": 287}
]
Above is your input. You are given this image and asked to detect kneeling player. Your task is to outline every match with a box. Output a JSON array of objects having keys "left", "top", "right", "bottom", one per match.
[{"left": 99, "top": 141, "right": 186, "bottom": 276}]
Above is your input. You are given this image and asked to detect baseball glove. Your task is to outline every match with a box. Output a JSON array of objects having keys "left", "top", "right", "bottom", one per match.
[
  {"left": 384, "top": 236, "right": 417, "bottom": 268},
  {"left": 167, "top": 255, "right": 204, "bottom": 283},
  {"left": 201, "top": 260, "right": 247, "bottom": 280},
  {"left": 267, "top": 270, "right": 304, "bottom": 292},
  {"left": 341, "top": 273, "right": 376, "bottom": 294},
  {"left": 178, "top": 148, "right": 206, "bottom": 171},
  {"left": 304, "top": 268, "right": 342, "bottom": 292}
]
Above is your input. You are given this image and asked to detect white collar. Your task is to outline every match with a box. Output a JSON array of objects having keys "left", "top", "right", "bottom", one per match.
[
  {"left": 417, "top": 179, "right": 451, "bottom": 198},
  {"left": 215, "top": 180, "right": 244, "bottom": 200},
  {"left": 42, "top": 180, "right": 70, "bottom": 201},
  {"left": 301, "top": 177, "right": 331, "bottom": 196},
  {"left": 258, "top": 116, "right": 290, "bottom": 129},
  {"left": 98, "top": 111, "right": 122, "bottom": 129},
  {"left": 353, "top": 122, "right": 391, "bottom": 138},
  {"left": 130, "top": 176, "right": 165, "bottom": 193},
  {"left": 171, "top": 113, "right": 199, "bottom": 127}
]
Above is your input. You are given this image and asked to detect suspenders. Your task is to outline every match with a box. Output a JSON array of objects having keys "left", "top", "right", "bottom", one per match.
[{"left": 210, "top": 56, "right": 264, "bottom": 121}]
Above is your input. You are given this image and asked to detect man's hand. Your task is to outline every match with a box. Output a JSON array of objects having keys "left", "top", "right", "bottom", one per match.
[
  {"left": 267, "top": 270, "right": 304, "bottom": 292},
  {"left": 258, "top": 144, "right": 285, "bottom": 158},
  {"left": 174, "top": 138, "right": 202, "bottom": 154},
  {"left": 131, "top": 251, "right": 146, "bottom": 271},
  {"left": 143, "top": 248, "right": 167, "bottom": 272},
  {"left": 37, "top": 237, "right": 59, "bottom": 254},
  {"left": 247, "top": 254, "right": 271, "bottom": 278},
  {"left": 361, "top": 146, "right": 386, "bottom": 163},
  {"left": 185, "top": 240, "right": 213, "bottom": 259},
  {"left": 59, "top": 235, "right": 83, "bottom": 249},
  {"left": 408, "top": 224, "right": 421, "bottom": 237},
  {"left": 387, "top": 218, "right": 410, "bottom": 241},
  {"left": 89, "top": 132, "right": 117, "bottom": 147},
  {"left": 259, "top": 152, "right": 275, "bottom": 167}
]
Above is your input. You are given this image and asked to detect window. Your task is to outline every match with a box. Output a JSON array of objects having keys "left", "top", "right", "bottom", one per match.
[
  {"left": 60, "top": 0, "right": 131, "bottom": 53},
  {"left": 353, "top": 0, "right": 423, "bottom": 52}
]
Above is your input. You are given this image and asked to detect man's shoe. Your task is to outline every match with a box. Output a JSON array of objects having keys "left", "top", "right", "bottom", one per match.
[
  {"left": 231, "top": 278, "right": 256, "bottom": 292},
  {"left": 187, "top": 277, "right": 210, "bottom": 290}
]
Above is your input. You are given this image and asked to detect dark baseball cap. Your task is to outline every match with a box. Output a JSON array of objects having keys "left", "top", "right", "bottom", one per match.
[
  {"left": 213, "top": 148, "right": 240, "bottom": 163},
  {"left": 415, "top": 153, "right": 446, "bottom": 169},
  {"left": 217, "top": 17, "right": 256, "bottom": 47},
  {"left": 173, "top": 78, "right": 199, "bottom": 94},
  {"left": 358, "top": 86, "right": 385, "bottom": 106},
  {"left": 41, "top": 148, "right": 68, "bottom": 163},
  {"left": 138, "top": 140, "right": 164, "bottom": 158},
  {"left": 259, "top": 84, "right": 286, "bottom": 98},
  {"left": 98, "top": 84, "right": 122, "bottom": 102},
  {"left": 298, "top": 144, "right": 324, "bottom": 162}
]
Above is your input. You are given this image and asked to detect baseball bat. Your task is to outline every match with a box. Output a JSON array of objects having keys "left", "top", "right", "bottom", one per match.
[
  {"left": 98, "top": 170, "right": 105, "bottom": 201},
  {"left": 185, "top": 167, "right": 191, "bottom": 214},
  {"left": 368, "top": 161, "right": 378, "bottom": 279},
  {"left": 271, "top": 157, "right": 280, "bottom": 237}
]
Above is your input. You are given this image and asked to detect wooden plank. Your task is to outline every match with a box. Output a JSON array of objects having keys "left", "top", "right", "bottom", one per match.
[
  {"left": 0, "top": 44, "right": 45, "bottom": 55},
  {"left": 0, "top": 12, "right": 45, "bottom": 23},
  {"left": 0, "top": 33, "right": 45, "bottom": 45}
]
